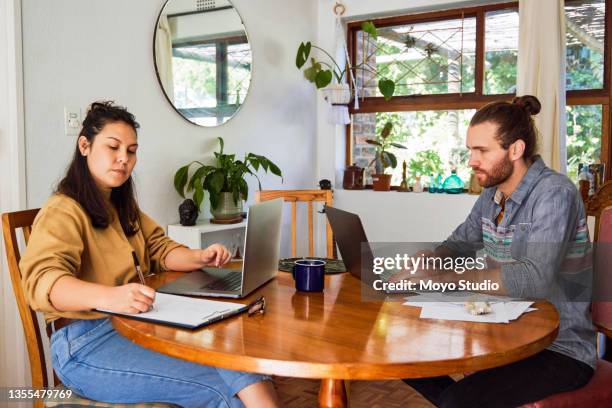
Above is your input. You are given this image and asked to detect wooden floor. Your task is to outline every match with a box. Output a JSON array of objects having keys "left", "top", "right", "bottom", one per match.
[{"left": 275, "top": 377, "right": 434, "bottom": 408}]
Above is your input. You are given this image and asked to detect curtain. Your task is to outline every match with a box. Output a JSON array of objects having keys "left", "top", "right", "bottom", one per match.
[
  {"left": 155, "top": 14, "right": 174, "bottom": 101},
  {"left": 517, "top": 0, "right": 567, "bottom": 173}
]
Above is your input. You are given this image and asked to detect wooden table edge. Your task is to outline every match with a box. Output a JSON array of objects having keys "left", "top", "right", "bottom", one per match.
[{"left": 112, "top": 315, "right": 559, "bottom": 380}]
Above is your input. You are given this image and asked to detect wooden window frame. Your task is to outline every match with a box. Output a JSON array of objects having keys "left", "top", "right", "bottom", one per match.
[{"left": 345, "top": 0, "right": 612, "bottom": 182}]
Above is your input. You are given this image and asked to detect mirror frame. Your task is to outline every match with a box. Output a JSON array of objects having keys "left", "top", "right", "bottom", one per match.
[{"left": 152, "top": 0, "right": 253, "bottom": 127}]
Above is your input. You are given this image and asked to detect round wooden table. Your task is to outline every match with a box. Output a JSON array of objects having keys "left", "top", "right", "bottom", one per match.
[{"left": 112, "top": 271, "right": 559, "bottom": 408}]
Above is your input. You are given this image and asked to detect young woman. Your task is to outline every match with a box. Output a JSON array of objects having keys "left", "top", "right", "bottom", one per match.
[{"left": 20, "top": 101, "right": 280, "bottom": 408}]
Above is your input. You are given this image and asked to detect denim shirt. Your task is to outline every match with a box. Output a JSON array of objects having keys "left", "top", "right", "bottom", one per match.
[{"left": 444, "top": 156, "right": 597, "bottom": 368}]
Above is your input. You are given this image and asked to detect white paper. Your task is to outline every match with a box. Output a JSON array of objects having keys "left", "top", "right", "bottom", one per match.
[
  {"left": 407, "top": 300, "right": 535, "bottom": 324},
  {"left": 97, "top": 292, "right": 245, "bottom": 328}
]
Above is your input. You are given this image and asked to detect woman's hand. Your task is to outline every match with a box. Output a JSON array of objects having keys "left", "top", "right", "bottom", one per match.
[
  {"left": 101, "top": 283, "right": 155, "bottom": 314},
  {"left": 200, "top": 243, "right": 232, "bottom": 267}
]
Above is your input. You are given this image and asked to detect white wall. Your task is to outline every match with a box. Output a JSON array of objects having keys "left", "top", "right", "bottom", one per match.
[
  {"left": 22, "top": 0, "right": 318, "bottom": 256},
  {"left": 334, "top": 190, "right": 478, "bottom": 242}
]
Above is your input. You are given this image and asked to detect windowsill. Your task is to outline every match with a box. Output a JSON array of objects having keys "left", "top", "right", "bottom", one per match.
[{"left": 333, "top": 189, "right": 479, "bottom": 242}]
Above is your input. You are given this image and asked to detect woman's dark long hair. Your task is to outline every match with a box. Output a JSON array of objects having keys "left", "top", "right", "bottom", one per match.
[{"left": 56, "top": 101, "right": 141, "bottom": 236}]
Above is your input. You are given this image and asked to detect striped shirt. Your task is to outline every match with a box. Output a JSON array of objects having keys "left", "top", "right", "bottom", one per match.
[{"left": 443, "top": 156, "right": 597, "bottom": 368}]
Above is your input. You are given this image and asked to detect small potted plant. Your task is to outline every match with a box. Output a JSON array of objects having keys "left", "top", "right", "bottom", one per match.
[
  {"left": 174, "top": 137, "right": 282, "bottom": 224},
  {"left": 295, "top": 21, "right": 395, "bottom": 102},
  {"left": 366, "top": 121, "right": 406, "bottom": 191}
]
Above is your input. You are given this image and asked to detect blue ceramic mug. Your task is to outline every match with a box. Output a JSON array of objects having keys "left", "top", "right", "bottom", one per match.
[{"left": 292, "top": 259, "right": 325, "bottom": 292}]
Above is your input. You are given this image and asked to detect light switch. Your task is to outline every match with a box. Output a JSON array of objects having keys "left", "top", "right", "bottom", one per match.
[{"left": 64, "top": 107, "right": 82, "bottom": 137}]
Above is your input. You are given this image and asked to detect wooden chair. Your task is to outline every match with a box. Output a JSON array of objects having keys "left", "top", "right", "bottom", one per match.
[
  {"left": 586, "top": 180, "right": 612, "bottom": 241},
  {"left": 2, "top": 209, "right": 173, "bottom": 408},
  {"left": 521, "top": 206, "right": 612, "bottom": 407},
  {"left": 255, "top": 189, "right": 334, "bottom": 258}
]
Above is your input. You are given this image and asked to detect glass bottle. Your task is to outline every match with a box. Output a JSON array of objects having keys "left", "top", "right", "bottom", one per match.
[
  {"left": 443, "top": 168, "right": 465, "bottom": 194},
  {"left": 428, "top": 173, "right": 437, "bottom": 193}
]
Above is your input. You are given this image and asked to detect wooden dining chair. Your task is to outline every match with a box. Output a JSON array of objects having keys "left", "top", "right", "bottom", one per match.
[
  {"left": 2, "top": 209, "right": 174, "bottom": 408},
  {"left": 521, "top": 205, "right": 612, "bottom": 407},
  {"left": 256, "top": 189, "right": 334, "bottom": 258},
  {"left": 586, "top": 180, "right": 612, "bottom": 241}
]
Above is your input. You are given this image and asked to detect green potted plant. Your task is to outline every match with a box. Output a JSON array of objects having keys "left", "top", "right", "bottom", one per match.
[
  {"left": 366, "top": 121, "right": 406, "bottom": 191},
  {"left": 174, "top": 137, "right": 282, "bottom": 224},
  {"left": 295, "top": 21, "right": 395, "bottom": 102}
]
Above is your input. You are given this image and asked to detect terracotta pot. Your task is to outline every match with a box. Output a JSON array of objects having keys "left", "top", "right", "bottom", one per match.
[{"left": 372, "top": 174, "right": 392, "bottom": 191}]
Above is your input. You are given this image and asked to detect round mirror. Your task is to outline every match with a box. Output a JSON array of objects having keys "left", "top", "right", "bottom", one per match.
[{"left": 154, "top": 0, "right": 252, "bottom": 127}]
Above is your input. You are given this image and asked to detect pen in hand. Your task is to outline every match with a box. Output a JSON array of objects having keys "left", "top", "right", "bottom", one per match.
[{"left": 131, "top": 251, "right": 155, "bottom": 312}]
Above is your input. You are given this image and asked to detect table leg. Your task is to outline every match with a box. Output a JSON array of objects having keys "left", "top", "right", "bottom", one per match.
[{"left": 318, "top": 379, "right": 347, "bottom": 408}]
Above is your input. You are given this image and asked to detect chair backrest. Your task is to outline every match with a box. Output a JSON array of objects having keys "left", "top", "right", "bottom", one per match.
[
  {"left": 586, "top": 180, "right": 612, "bottom": 241},
  {"left": 1, "top": 209, "right": 50, "bottom": 390},
  {"left": 592, "top": 206, "right": 612, "bottom": 341},
  {"left": 255, "top": 190, "right": 334, "bottom": 258}
]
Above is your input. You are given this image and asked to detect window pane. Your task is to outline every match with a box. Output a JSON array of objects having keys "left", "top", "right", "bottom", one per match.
[
  {"left": 566, "top": 104, "right": 602, "bottom": 183},
  {"left": 227, "top": 42, "right": 252, "bottom": 107},
  {"left": 352, "top": 110, "right": 475, "bottom": 187},
  {"left": 565, "top": 0, "right": 605, "bottom": 90},
  {"left": 355, "top": 17, "right": 476, "bottom": 97},
  {"left": 173, "top": 43, "right": 217, "bottom": 110},
  {"left": 484, "top": 9, "right": 518, "bottom": 94}
]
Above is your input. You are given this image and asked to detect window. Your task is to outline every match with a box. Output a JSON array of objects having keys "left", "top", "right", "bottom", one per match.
[
  {"left": 347, "top": 1, "right": 611, "bottom": 187},
  {"left": 172, "top": 36, "right": 251, "bottom": 126}
]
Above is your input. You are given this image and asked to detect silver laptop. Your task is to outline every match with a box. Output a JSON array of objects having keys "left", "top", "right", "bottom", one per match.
[{"left": 157, "top": 198, "right": 283, "bottom": 298}]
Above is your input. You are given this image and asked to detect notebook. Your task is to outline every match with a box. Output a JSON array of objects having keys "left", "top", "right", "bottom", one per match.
[{"left": 96, "top": 292, "right": 249, "bottom": 329}]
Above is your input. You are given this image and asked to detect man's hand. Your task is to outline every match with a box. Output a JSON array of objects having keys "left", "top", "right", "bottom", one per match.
[
  {"left": 200, "top": 243, "right": 232, "bottom": 267},
  {"left": 101, "top": 283, "right": 155, "bottom": 314}
]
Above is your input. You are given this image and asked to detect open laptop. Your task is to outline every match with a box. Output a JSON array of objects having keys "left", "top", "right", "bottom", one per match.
[
  {"left": 157, "top": 198, "right": 283, "bottom": 298},
  {"left": 325, "top": 206, "right": 403, "bottom": 290}
]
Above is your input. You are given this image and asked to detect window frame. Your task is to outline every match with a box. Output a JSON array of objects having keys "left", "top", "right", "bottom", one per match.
[{"left": 345, "top": 0, "right": 612, "bottom": 183}]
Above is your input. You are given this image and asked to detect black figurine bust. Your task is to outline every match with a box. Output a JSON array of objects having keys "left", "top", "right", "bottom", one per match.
[
  {"left": 319, "top": 179, "right": 332, "bottom": 190},
  {"left": 179, "top": 199, "right": 198, "bottom": 226}
]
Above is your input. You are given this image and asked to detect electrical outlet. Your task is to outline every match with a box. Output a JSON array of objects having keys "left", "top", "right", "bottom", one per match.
[{"left": 64, "top": 107, "right": 82, "bottom": 137}]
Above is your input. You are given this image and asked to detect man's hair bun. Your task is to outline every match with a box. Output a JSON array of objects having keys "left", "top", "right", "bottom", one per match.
[{"left": 511, "top": 95, "right": 541, "bottom": 116}]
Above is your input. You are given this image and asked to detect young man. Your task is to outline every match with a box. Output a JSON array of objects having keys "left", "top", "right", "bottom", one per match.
[{"left": 401, "top": 95, "right": 596, "bottom": 407}]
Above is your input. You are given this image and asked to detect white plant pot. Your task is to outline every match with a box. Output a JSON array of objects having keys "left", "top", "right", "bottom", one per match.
[
  {"left": 210, "top": 192, "right": 243, "bottom": 220},
  {"left": 321, "top": 83, "right": 351, "bottom": 105}
]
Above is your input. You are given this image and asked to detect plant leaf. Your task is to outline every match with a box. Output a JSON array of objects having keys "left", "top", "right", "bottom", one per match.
[
  {"left": 361, "top": 21, "right": 377, "bottom": 39},
  {"left": 193, "top": 180, "right": 204, "bottom": 212},
  {"left": 365, "top": 140, "right": 382, "bottom": 146},
  {"left": 384, "top": 151, "right": 398, "bottom": 169},
  {"left": 210, "top": 170, "right": 225, "bottom": 193},
  {"left": 188, "top": 165, "right": 213, "bottom": 191},
  {"left": 268, "top": 161, "right": 282, "bottom": 178},
  {"left": 217, "top": 137, "right": 224, "bottom": 155},
  {"left": 303, "top": 58, "right": 321, "bottom": 83},
  {"left": 296, "top": 41, "right": 311, "bottom": 68},
  {"left": 381, "top": 121, "right": 393, "bottom": 138},
  {"left": 378, "top": 79, "right": 395, "bottom": 101},
  {"left": 258, "top": 156, "right": 269, "bottom": 172},
  {"left": 241, "top": 179, "right": 248, "bottom": 201},
  {"left": 390, "top": 142, "right": 407, "bottom": 149},
  {"left": 315, "top": 69, "right": 333, "bottom": 88},
  {"left": 173, "top": 165, "right": 189, "bottom": 198}
]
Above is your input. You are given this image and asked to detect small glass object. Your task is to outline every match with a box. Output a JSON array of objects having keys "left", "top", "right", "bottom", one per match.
[
  {"left": 436, "top": 174, "right": 444, "bottom": 193},
  {"left": 428, "top": 173, "right": 437, "bottom": 193},
  {"left": 442, "top": 168, "right": 465, "bottom": 194}
]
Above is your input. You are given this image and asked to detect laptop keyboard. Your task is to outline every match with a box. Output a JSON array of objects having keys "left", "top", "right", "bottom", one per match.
[{"left": 201, "top": 271, "right": 242, "bottom": 292}]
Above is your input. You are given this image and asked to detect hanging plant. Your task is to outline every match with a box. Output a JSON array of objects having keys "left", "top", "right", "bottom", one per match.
[{"left": 295, "top": 21, "right": 396, "bottom": 101}]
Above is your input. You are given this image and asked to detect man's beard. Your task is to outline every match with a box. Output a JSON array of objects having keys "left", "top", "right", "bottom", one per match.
[{"left": 474, "top": 155, "right": 513, "bottom": 188}]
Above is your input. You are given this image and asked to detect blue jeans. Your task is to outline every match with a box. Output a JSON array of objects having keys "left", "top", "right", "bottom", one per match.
[{"left": 50, "top": 318, "right": 270, "bottom": 407}]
